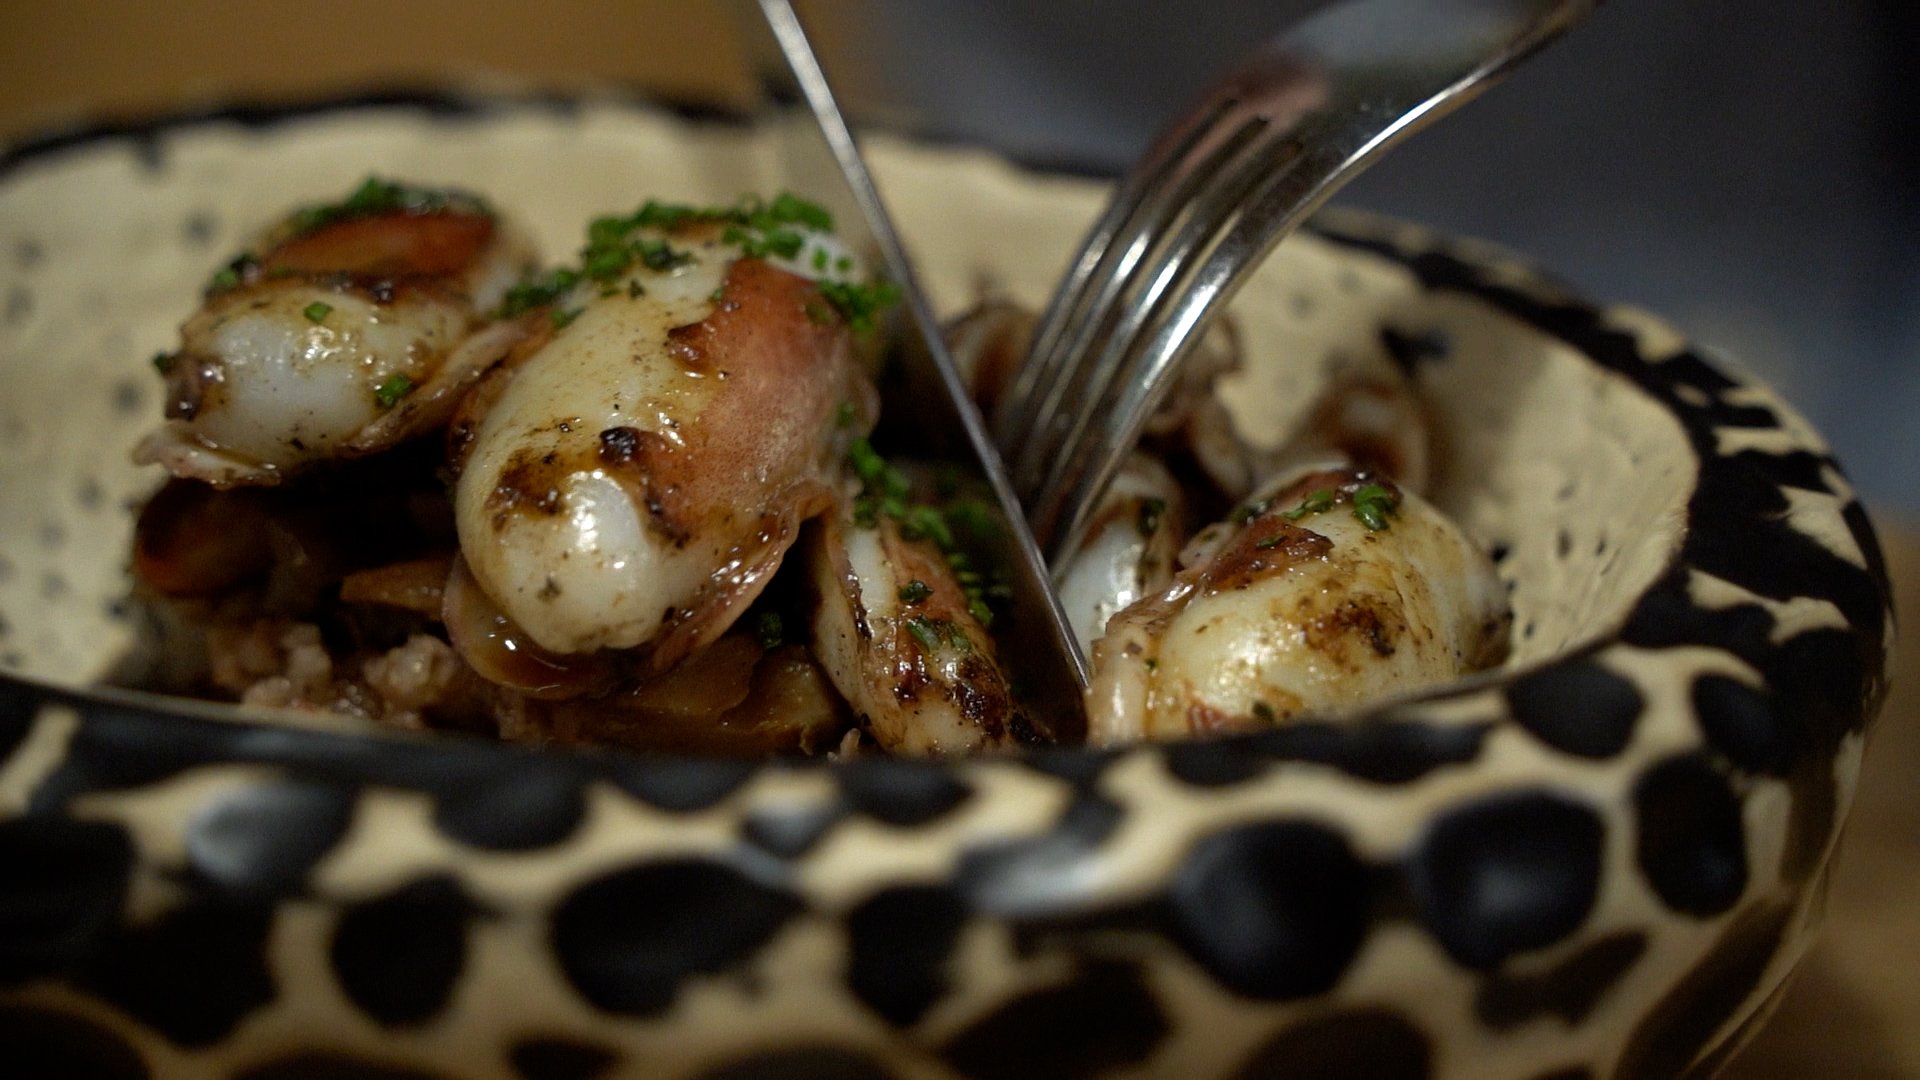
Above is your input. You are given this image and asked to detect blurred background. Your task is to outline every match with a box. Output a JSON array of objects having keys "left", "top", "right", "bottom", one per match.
[{"left": 2, "top": 1, "right": 1915, "bottom": 1074}]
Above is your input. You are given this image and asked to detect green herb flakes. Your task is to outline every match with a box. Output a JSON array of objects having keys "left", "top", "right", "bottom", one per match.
[
  {"left": 372, "top": 374, "right": 415, "bottom": 409},
  {"left": 302, "top": 301, "right": 333, "bottom": 323},
  {"left": 1137, "top": 496, "right": 1168, "bottom": 537},
  {"left": 899, "top": 505, "right": 953, "bottom": 549},
  {"left": 1281, "top": 488, "right": 1335, "bottom": 521},
  {"left": 842, "top": 438, "right": 1008, "bottom": 631},
  {"left": 755, "top": 610, "right": 785, "bottom": 650},
  {"left": 498, "top": 268, "right": 580, "bottom": 318},
  {"left": 968, "top": 597, "right": 995, "bottom": 627},
  {"left": 1352, "top": 483, "right": 1399, "bottom": 531},
  {"left": 847, "top": 438, "right": 887, "bottom": 486},
  {"left": 905, "top": 615, "right": 968, "bottom": 652},
  {"left": 1232, "top": 499, "right": 1271, "bottom": 525},
  {"left": 906, "top": 615, "right": 943, "bottom": 652},
  {"left": 204, "top": 254, "right": 257, "bottom": 296},
  {"left": 286, "top": 176, "right": 490, "bottom": 238},
  {"left": 816, "top": 278, "right": 901, "bottom": 334}
]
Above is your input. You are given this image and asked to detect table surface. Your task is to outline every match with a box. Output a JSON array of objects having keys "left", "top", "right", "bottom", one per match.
[
  {"left": 1, "top": 7, "right": 1911, "bottom": 1074},
  {"left": 1721, "top": 517, "right": 1916, "bottom": 1078}
]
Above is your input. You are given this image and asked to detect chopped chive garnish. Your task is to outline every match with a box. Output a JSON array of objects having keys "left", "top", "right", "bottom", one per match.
[
  {"left": 899, "top": 505, "right": 954, "bottom": 549},
  {"left": 1232, "top": 499, "right": 1271, "bottom": 525},
  {"left": 498, "top": 268, "right": 580, "bottom": 318},
  {"left": 1281, "top": 488, "right": 1336, "bottom": 521},
  {"left": 1352, "top": 483, "right": 1399, "bottom": 531},
  {"left": 755, "top": 610, "right": 785, "bottom": 649},
  {"left": 906, "top": 616, "right": 943, "bottom": 652},
  {"left": 815, "top": 278, "right": 901, "bottom": 333},
  {"left": 844, "top": 438, "right": 1008, "bottom": 631},
  {"left": 302, "top": 301, "right": 332, "bottom": 323},
  {"left": 372, "top": 374, "right": 414, "bottom": 409},
  {"left": 968, "top": 598, "right": 994, "bottom": 627},
  {"left": 204, "top": 253, "right": 257, "bottom": 296},
  {"left": 285, "top": 176, "right": 491, "bottom": 238},
  {"left": 848, "top": 438, "right": 887, "bottom": 485},
  {"left": 1137, "top": 496, "right": 1167, "bottom": 537}
]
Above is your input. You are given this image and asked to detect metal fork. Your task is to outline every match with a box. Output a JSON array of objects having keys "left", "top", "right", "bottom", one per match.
[{"left": 994, "top": 0, "right": 1595, "bottom": 561}]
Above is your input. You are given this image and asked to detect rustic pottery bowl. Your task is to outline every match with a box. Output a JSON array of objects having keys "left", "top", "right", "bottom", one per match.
[{"left": 0, "top": 94, "right": 1894, "bottom": 1079}]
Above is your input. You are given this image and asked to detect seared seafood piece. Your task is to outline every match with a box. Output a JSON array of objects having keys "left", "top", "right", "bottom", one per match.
[
  {"left": 1055, "top": 452, "right": 1185, "bottom": 655},
  {"left": 1086, "top": 464, "right": 1508, "bottom": 745},
  {"left": 1187, "top": 340, "right": 1431, "bottom": 498},
  {"left": 806, "top": 491, "right": 1024, "bottom": 757},
  {"left": 136, "top": 178, "right": 538, "bottom": 486},
  {"left": 453, "top": 198, "right": 879, "bottom": 666}
]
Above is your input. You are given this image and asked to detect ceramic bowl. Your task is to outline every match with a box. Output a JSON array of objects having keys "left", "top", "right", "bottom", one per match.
[{"left": 0, "top": 93, "right": 1894, "bottom": 1079}]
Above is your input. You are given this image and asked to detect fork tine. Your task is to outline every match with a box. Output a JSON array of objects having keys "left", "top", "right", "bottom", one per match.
[
  {"left": 1020, "top": 121, "right": 1306, "bottom": 544},
  {"left": 994, "top": 91, "right": 1243, "bottom": 459},
  {"left": 1033, "top": 134, "right": 1327, "bottom": 558},
  {"left": 1004, "top": 111, "right": 1273, "bottom": 501}
]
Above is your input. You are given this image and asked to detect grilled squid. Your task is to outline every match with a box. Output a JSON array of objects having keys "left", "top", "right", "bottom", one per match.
[
  {"left": 452, "top": 212, "right": 874, "bottom": 669},
  {"left": 1086, "top": 463, "right": 1508, "bottom": 744},
  {"left": 136, "top": 178, "right": 538, "bottom": 487},
  {"left": 1187, "top": 338, "right": 1431, "bottom": 498},
  {"left": 806, "top": 492, "right": 1023, "bottom": 756},
  {"left": 1055, "top": 452, "right": 1185, "bottom": 654}
]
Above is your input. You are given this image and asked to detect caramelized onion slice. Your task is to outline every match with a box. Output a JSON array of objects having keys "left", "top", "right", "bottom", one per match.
[{"left": 499, "top": 640, "right": 849, "bottom": 756}]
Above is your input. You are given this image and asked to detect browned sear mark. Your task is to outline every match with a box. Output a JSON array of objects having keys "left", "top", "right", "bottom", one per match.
[
  {"left": 487, "top": 450, "right": 568, "bottom": 525},
  {"left": 1204, "top": 519, "right": 1333, "bottom": 594},
  {"left": 1305, "top": 598, "right": 1398, "bottom": 659},
  {"left": 598, "top": 425, "right": 643, "bottom": 465}
]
